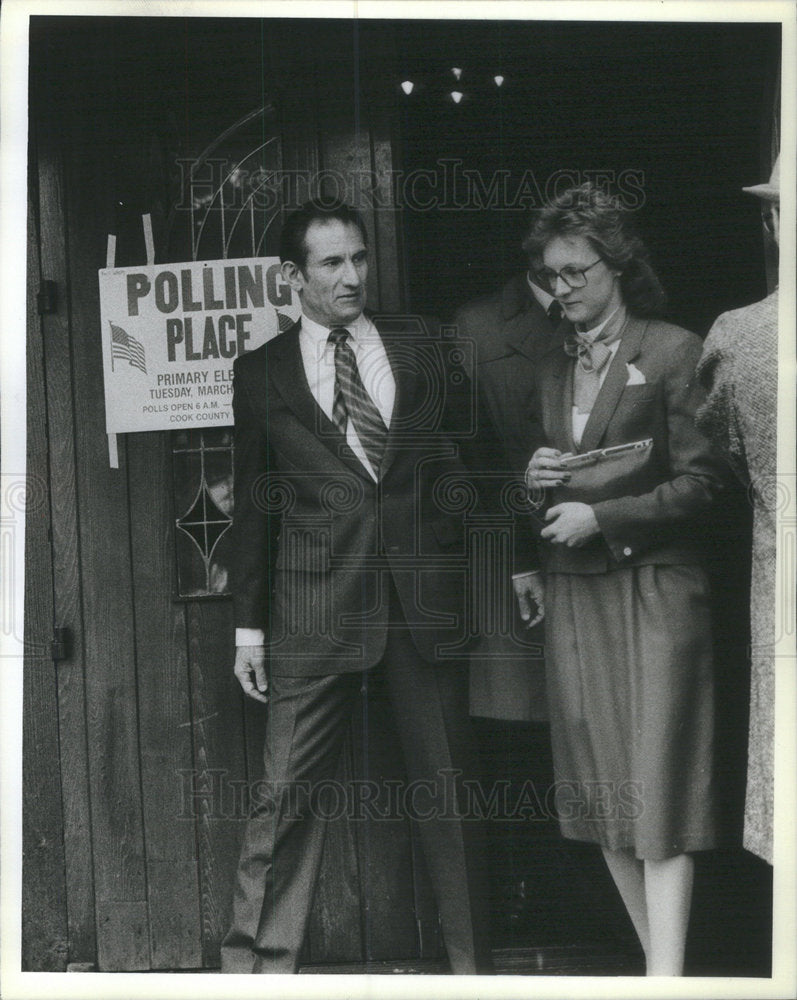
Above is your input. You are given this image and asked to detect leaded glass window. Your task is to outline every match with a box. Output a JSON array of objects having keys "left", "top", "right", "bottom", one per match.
[
  {"left": 168, "top": 103, "right": 282, "bottom": 598},
  {"left": 173, "top": 428, "right": 234, "bottom": 596}
]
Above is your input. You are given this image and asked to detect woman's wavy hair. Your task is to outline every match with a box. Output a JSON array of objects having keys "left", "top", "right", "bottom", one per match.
[{"left": 523, "top": 183, "right": 667, "bottom": 317}]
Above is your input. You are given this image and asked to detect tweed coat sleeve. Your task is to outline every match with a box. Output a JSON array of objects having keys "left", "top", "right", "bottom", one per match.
[{"left": 695, "top": 312, "right": 751, "bottom": 484}]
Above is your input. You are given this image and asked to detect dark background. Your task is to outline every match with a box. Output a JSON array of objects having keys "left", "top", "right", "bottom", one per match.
[
  {"left": 392, "top": 19, "right": 779, "bottom": 332},
  {"left": 31, "top": 17, "right": 779, "bottom": 333},
  {"left": 388, "top": 20, "right": 776, "bottom": 969}
]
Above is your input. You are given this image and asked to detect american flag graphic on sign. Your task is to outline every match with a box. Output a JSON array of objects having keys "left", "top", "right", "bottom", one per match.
[{"left": 110, "top": 321, "right": 147, "bottom": 374}]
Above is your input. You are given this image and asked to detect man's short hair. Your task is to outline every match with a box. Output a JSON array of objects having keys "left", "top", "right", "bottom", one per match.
[{"left": 280, "top": 199, "right": 369, "bottom": 272}]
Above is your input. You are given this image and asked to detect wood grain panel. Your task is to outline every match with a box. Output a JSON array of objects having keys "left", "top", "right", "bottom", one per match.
[
  {"left": 317, "top": 103, "right": 382, "bottom": 311},
  {"left": 147, "top": 861, "right": 205, "bottom": 969},
  {"left": 361, "top": 25, "right": 405, "bottom": 313},
  {"left": 127, "top": 429, "right": 202, "bottom": 969},
  {"left": 185, "top": 599, "right": 244, "bottom": 966},
  {"left": 95, "top": 901, "right": 149, "bottom": 971},
  {"left": 22, "top": 182, "right": 69, "bottom": 972},
  {"left": 267, "top": 25, "right": 320, "bottom": 232},
  {"left": 33, "top": 120, "right": 98, "bottom": 967},
  {"left": 371, "top": 130, "right": 406, "bottom": 313},
  {"left": 62, "top": 108, "right": 149, "bottom": 970}
]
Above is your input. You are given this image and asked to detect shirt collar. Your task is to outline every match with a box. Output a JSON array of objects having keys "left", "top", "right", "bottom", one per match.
[
  {"left": 300, "top": 311, "right": 371, "bottom": 348},
  {"left": 576, "top": 304, "right": 627, "bottom": 342},
  {"left": 526, "top": 272, "right": 556, "bottom": 312}
]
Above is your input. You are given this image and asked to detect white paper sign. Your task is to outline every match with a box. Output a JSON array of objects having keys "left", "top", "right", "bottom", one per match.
[{"left": 98, "top": 257, "right": 300, "bottom": 432}]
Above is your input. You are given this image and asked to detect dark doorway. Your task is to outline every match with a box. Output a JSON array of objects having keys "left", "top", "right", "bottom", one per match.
[
  {"left": 391, "top": 17, "right": 777, "bottom": 976},
  {"left": 393, "top": 19, "right": 779, "bottom": 333}
]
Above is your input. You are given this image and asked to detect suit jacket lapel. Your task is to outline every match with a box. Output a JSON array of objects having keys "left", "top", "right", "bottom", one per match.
[
  {"left": 504, "top": 298, "right": 550, "bottom": 361},
  {"left": 578, "top": 314, "right": 649, "bottom": 453},
  {"left": 268, "top": 321, "right": 375, "bottom": 482},
  {"left": 267, "top": 323, "right": 316, "bottom": 428},
  {"left": 539, "top": 330, "right": 575, "bottom": 453},
  {"left": 376, "top": 321, "right": 412, "bottom": 479}
]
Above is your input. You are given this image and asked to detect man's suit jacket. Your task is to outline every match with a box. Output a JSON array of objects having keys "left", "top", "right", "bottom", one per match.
[
  {"left": 530, "top": 314, "right": 726, "bottom": 575},
  {"left": 453, "top": 272, "right": 555, "bottom": 471},
  {"left": 232, "top": 314, "right": 529, "bottom": 676}
]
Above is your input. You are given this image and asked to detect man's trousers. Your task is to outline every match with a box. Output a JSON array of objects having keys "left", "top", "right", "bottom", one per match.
[{"left": 220, "top": 608, "right": 492, "bottom": 974}]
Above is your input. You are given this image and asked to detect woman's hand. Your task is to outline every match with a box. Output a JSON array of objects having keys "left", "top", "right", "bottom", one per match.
[
  {"left": 541, "top": 502, "right": 600, "bottom": 547},
  {"left": 525, "top": 448, "right": 572, "bottom": 490}
]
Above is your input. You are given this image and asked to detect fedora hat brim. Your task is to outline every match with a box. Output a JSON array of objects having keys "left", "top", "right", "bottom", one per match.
[{"left": 742, "top": 182, "right": 780, "bottom": 202}]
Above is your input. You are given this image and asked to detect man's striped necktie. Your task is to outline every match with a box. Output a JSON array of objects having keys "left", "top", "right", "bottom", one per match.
[{"left": 328, "top": 327, "right": 388, "bottom": 475}]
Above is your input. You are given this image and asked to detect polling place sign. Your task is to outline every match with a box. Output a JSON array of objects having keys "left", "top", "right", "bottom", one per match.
[{"left": 99, "top": 258, "right": 300, "bottom": 432}]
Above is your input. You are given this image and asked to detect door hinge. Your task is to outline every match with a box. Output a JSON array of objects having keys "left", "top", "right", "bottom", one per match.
[
  {"left": 51, "top": 626, "right": 71, "bottom": 662},
  {"left": 37, "top": 280, "right": 58, "bottom": 315}
]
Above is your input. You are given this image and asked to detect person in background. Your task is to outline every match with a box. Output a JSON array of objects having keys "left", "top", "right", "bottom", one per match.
[
  {"left": 453, "top": 241, "right": 565, "bottom": 473},
  {"left": 695, "top": 154, "right": 780, "bottom": 866},
  {"left": 453, "top": 234, "right": 563, "bottom": 721},
  {"left": 524, "top": 182, "right": 725, "bottom": 975}
]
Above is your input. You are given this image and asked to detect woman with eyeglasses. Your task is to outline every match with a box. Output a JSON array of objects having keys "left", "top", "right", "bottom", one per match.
[{"left": 523, "top": 183, "right": 725, "bottom": 975}]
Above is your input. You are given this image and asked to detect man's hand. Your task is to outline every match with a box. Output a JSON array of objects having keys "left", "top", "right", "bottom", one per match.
[
  {"left": 512, "top": 572, "right": 545, "bottom": 628},
  {"left": 234, "top": 645, "right": 269, "bottom": 703},
  {"left": 541, "top": 502, "right": 600, "bottom": 547}
]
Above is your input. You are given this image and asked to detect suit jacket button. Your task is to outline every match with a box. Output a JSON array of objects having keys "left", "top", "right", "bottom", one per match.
[{"left": 623, "top": 546, "right": 632, "bottom": 557}]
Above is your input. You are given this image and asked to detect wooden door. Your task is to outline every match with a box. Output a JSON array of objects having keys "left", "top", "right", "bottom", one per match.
[
  {"left": 24, "top": 17, "right": 439, "bottom": 971},
  {"left": 23, "top": 161, "right": 71, "bottom": 974}
]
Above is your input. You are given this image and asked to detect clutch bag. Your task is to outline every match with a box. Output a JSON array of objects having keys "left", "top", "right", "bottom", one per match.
[{"left": 528, "top": 438, "right": 654, "bottom": 508}]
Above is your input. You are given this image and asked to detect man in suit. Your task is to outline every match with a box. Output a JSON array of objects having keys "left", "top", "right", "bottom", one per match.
[
  {"left": 452, "top": 235, "right": 562, "bottom": 721},
  {"left": 221, "top": 199, "right": 542, "bottom": 973}
]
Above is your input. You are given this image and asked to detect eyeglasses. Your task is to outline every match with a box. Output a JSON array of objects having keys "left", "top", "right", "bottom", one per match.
[{"left": 536, "top": 258, "right": 603, "bottom": 293}]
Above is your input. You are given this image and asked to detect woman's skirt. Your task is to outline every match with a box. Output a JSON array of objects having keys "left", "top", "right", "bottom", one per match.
[{"left": 544, "top": 563, "right": 717, "bottom": 860}]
